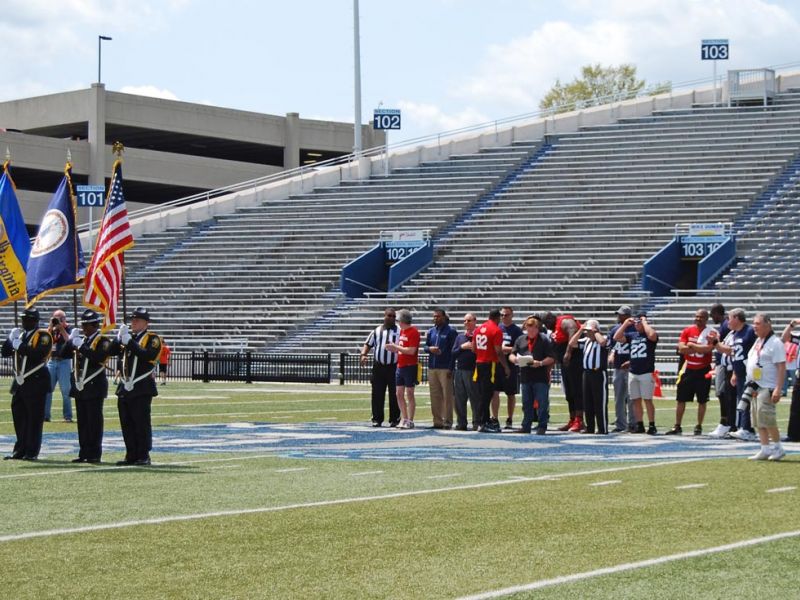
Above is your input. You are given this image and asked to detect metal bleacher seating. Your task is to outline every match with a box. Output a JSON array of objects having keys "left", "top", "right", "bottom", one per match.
[
  {"left": 275, "top": 90, "right": 800, "bottom": 358},
  {"left": 5, "top": 90, "right": 800, "bottom": 362}
]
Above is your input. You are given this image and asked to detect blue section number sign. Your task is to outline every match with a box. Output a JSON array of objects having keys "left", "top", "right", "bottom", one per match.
[
  {"left": 373, "top": 108, "right": 401, "bottom": 130},
  {"left": 75, "top": 185, "right": 106, "bottom": 207},
  {"left": 701, "top": 39, "right": 729, "bottom": 60}
]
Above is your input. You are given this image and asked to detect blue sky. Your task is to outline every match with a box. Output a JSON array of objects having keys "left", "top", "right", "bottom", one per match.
[{"left": 3, "top": 0, "right": 800, "bottom": 144}]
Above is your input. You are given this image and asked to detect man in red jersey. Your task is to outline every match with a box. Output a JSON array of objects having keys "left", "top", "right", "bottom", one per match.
[
  {"left": 473, "top": 309, "right": 510, "bottom": 433},
  {"left": 544, "top": 312, "right": 584, "bottom": 431},
  {"left": 666, "top": 308, "right": 718, "bottom": 435},
  {"left": 385, "top": 309, "right": 420, "bottom": 429}
]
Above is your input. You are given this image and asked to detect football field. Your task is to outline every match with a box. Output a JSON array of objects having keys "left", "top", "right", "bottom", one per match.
[{"left": 0, "top": 381, "right": 797, "bottom": 599}]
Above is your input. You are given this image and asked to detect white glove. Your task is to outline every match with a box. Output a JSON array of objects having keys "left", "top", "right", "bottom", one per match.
[
  {"left": 69, "top": 328, "right": 83, "bottom": 343},
  {"left": 117, "top": 324, "right": 131, "bottom": 344},
  {"left": 8, "top": 327, "right": 21, "bottom": 342},
  {"left": 11, "top": 338, "right": 22, "bottom": 350}
]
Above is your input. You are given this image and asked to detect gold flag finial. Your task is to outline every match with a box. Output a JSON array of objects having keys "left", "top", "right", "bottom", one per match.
[
  {"left": 66, "top": 147, "right": 72, "bottom": 163},
  {"left": 112, "top": 141, "right": 124, "bottom": 157},
  {"left": 4, "top": 146, "right": 10, "bottom": 162}
]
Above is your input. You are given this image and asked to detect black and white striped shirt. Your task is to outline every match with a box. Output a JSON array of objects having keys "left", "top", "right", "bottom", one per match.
[
  {"left": 580, "top": 337, "right": 609, "bottom": 370},
  {"left": 364, "top": 325, "right": 400, "bottom": 365}
]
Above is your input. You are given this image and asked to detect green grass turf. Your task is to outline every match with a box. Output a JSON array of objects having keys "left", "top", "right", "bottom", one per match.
[{"left": 0, "top": 380, "right": 797, "bottom": 599}]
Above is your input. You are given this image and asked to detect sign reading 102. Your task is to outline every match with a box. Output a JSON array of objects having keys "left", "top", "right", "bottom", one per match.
[
  {"left": 701, "top": 39, "right": 729, "bottom": 60},
  {"left": 373, "top": 108, "right": 401, "bottom": 130}
]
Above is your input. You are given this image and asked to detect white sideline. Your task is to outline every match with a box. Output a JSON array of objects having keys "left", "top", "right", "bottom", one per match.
[
  {"left": 455, "top": 529, "right": 800, "bottom": 600},
  {"left": 0, "top": 458, "right": 698, "bottom": 543}
]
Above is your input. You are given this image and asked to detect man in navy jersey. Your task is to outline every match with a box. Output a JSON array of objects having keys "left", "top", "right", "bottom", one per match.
[
  {"left": 609, "top": 306, "right": 636, "bottom": 432},
  {"left": 716, "top": 308, "right": 757, "bottom": 440},
  {"left": 614, "top": 313, "right": 659, "bottom": 434},
  {"left": 709, "top": 303, "right": 731, "bottom": 437},
  {"left": 499, "top": 307, "right": 523, "bottom": 429}
]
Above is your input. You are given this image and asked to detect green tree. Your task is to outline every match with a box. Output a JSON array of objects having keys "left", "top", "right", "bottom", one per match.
[{"left": 539, "top": 64, "right": 647, "bottom": 113}]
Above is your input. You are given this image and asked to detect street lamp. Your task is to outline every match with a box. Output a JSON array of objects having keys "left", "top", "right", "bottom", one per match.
[{"left": 97, "top": 35, "right": 112, "bottom": 84}]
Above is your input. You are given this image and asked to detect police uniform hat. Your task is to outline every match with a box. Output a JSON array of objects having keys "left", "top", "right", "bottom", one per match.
[
  {"left": 130, "top": 307, "right": 151, "bottom": 321},
  {"left": 21, "top": 307, "right": 40, "bottom": 321},
  {"left": 80, "top": 309, "right": 102, "bottom": 325}
]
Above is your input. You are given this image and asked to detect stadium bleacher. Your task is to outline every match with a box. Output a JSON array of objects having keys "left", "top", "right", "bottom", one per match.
[{"left": 5, "top": 90, "right": 800, "bottom": 368}]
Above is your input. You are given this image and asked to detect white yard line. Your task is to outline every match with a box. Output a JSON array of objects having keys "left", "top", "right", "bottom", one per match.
[
  {"left": 427, "top": 473, "right": 462, "bottom": 480},
  {"left": 589, "top": 480, "right": 621, "bottom": 487},
  {"left": 0, "top": 459, "right": 698, "bottom": 543},
  {"left": 766, "top": 486, "right": 797, "bottom": 494},
  {"left": 676, "top": 483, "right": 708, "bottom": 490},
  {"left": 351, "top": 470, "right": 384, "bottom": 476},
  {"left": 455, "top": 529, "right": 800, "bottom": 600},
  {"left": 275, "top": 467, "right": 309, "bottom": 473}
]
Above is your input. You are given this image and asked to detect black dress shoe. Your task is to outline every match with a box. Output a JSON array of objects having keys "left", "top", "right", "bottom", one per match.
[
  {"left": 371, "top": 421, "right": 381, "bottom": 428},
  {"left": 389, "top": 420, "right": 400, "bottom": 428},
  {"left": 71, "top": 457, "right": 86, "bottom": 463},
  {"left": 134, "top": 458, "right": 151, "bottom": 466},
  {"left": 115, "top": 460, "right": 133, "bottom": 466},
  {"left": 3, "top": 454, "right": 23, "bottom": 460},
  {"left": 85, "top": 458, "right": 101, "bottom": 464},
  {"left": 22, "top": 456, "right": 38, "bottom": 461}
]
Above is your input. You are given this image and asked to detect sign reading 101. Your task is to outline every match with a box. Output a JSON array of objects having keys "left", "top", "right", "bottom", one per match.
[
  {"left": 373, "top": 108, "right": 401, "bottom": 130},
  {"left": 701, "top": 39, "right": 729, "bottom": 60},
  {"left": 75, "top": 185, "right": 106, "bottom": 207}
]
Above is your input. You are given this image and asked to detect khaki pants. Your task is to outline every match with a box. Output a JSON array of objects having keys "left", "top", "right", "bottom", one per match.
[{"left": 428, "top": 369, "right": 454, "bottom": 427}]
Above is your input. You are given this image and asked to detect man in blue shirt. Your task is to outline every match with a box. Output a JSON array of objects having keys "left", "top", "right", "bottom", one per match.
[
  {"left": 614, "top": 313, "right": 659, "bottom": 434},
  {"left": 499, "top": 307, "right": 524, "bottom": 429},
  {"left": 425, "top": 308, "right": 457, "bottom": 429},
  {"left": 717, "top": 307, "right": 757, "bottom": 440},
  {"left": 451, "top": 313, "right": 479, "bottom": 431},
  {"left": 609, "top": 306, "right": 636, "bottom": 432}
]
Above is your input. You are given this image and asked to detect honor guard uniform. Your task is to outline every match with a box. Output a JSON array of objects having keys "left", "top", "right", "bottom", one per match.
[
  {"left": 108, "top": 307, "right": 161, "bottom": 466},
  {"left": 1, "top": 308, "right": 53, "bottom": 461},
  {"left": 62, "top": 309, "right": 112, "bottom": 463}
]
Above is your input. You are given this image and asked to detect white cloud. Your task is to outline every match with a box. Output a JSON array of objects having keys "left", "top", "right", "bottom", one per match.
[
  {"left": 452, "top": 0, "right": 800, "bottom": 116},
  {"left": 397, "top": 101, "right": 489, "bottom": 139},
  {"left": 119, "top": 85, "right": 180, "bottom": 101}
]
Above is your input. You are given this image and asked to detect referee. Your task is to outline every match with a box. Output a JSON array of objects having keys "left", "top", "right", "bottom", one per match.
[
  {"left": 361, "top": 308, "right": 401, "bottom": 427},
  {"left": 569, "top": 319, "right": 609, "bottom": 434}
]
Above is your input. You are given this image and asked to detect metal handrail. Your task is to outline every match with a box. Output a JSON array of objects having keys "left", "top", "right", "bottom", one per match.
[{"left": 75, "top": 60, "right": 800, "bottom": 235}]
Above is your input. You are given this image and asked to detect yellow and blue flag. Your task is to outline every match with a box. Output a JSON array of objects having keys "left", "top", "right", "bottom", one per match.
[
  {"left": 26, "top": 163, "right": 85, "bottom": 306},
  {"left": 0, "top": 163, "right": 31, "bottom": 306}
]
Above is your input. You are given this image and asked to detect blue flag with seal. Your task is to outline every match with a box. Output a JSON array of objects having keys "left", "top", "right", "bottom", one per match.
[
  {"left": 0, "top": 162, "right": 31, "bottom": 306},
  {"left": 26, "top": 162, "right": 86, "bottom": 306}
]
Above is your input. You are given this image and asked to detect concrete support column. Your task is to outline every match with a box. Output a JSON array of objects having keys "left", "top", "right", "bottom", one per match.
[
  {"left": 88, "top": 83, "right": 106, "bottom": 185},
  {"left": 284, "top": 112, "right": 300, "bottom": 169}
]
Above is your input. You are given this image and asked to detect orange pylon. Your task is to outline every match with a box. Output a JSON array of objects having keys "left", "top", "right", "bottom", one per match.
[{"left": 653, "top": 370, "right": 663, "bottom": 398}]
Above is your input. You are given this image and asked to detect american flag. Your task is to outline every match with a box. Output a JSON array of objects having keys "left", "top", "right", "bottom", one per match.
[{"left": 83, "top": 160, "right": 134, "bottom": 328}]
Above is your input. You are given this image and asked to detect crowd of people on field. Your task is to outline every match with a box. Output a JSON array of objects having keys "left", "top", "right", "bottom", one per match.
[{"left": 361, "top": 303, "right": 800, "bottom": 461}]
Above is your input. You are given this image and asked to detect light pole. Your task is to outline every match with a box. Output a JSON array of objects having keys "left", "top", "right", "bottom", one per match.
[
  {"left": 98, "top": 35, "right": 112, "bottom": 84},
  {"left": 353, "top": 0, "right": 362, "bottom": 156}
]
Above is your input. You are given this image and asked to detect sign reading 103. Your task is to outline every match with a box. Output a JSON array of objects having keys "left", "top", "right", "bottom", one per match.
[{"left": 701, "top": 39, "right": 729, "bottom": 60}]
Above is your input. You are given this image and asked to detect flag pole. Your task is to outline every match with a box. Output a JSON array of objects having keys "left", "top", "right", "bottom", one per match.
[
  {"left": 4, "top": 149, "right": 19, "bottom": 327},
  {"left": 113, "top": 141, "right": 128, "bottom": 325}
]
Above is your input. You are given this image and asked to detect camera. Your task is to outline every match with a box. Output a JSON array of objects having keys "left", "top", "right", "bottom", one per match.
[
  {"left": 745, "top": 380, "right": 759, "bottom": 391},
  {"left": 51, "top": 317, "right": 60, "bottom": 327}
]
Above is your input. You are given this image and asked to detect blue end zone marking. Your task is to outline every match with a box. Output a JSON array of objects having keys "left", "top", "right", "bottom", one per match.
[{"left": 3, "top": 422, "right": 797, "bottom": 462}]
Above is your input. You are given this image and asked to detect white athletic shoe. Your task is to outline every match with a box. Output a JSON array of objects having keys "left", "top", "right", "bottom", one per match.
[
  {"left": 730, "top": 429, "right": 757, "bottom": 441},
  {"left": 748, "top": 448, "right": 772, "bottom": 461},
  {"left": 708, "top": 424, "right": 731, "bottom": 438},
  {"left": 407, "top": 420, "right": 415, "bottom": 429},
  {"left": 399, "top": 419, "right": 409, "bottom": 429},
  {"left": 769, "top": 447, "right": 786, "bottom": 461}
]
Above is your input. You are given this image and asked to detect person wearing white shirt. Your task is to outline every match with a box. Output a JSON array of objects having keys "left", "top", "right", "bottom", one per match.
[{"left": 743, "top": 313, "right": 786, "bottom": 461}]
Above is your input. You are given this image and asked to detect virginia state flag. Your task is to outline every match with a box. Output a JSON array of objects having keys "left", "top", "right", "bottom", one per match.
[
  {"left": 26, "top": 163, "right": 86, "bottom": 306},
  {"left": 0, "top": 164, "right": 30, "bottom": 306}
]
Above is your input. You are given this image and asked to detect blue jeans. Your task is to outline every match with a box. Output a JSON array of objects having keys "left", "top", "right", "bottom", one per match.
[
  {"left": 521, "top": 381, "right": 550, "bottom": 432},
  {"left": 45, "top": 359, "right": 73, "bottom": 420}
]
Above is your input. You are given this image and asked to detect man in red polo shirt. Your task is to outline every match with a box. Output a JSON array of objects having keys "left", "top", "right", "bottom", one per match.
[
  {"left": 474, "top": 309, "right": 510, "bottom": 433},
  {"left": 667, "top": 308, "right": 718, "bottom": 435},
  {"left": 385, "top": 309, "right": 420, "bottom": 429}
]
